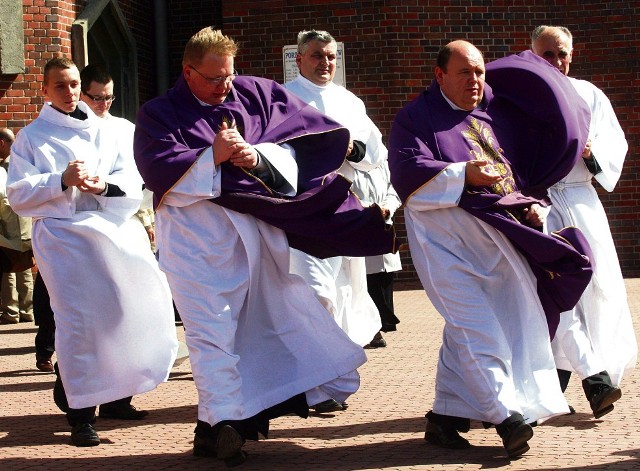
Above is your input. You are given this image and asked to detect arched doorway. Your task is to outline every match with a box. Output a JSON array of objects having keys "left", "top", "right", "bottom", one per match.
[{"left": 72, "top": 0, "right": 138, "bottom": 122}]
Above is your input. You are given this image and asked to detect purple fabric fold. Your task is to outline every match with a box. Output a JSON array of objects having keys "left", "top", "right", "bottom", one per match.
[{"left": 134, "top": 75, "right": 395, "bottom": 258}]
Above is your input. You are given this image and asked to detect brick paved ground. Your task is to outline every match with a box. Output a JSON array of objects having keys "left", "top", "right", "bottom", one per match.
[{"left": 1, "top": 279, "right": 638, "bottom": 470}]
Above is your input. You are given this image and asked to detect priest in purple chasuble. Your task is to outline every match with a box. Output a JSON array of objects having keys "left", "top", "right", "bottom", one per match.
[
  {"left": 134, "top": 27, "right": 394, "bottom": 465},
  {"left": 388, "top": 41, "right": 592, "bottom": 458}
]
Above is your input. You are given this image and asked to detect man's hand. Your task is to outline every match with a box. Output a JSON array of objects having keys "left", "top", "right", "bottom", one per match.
[
  {"left": 582, "top": 138, "right": 592, "bottom": 159},
  {"left": 346, "top": 139, "right": 354, "bottom": 158},
  {"left": 523, "top": 203, "right": 547, "bottom": 227},
  {"left": 465, "top": 160, "right": 502, "bottom": 186},
  {"left": 77, "top": 176, "right": 106, "bottom": 194},
  {"left": 62, "top": 159, "right": 89, "bottom": 187},
  {"left": 213, "top": 121, "right": 258, "bottom": 168}
]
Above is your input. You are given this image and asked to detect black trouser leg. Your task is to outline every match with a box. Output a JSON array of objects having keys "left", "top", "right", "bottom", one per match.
[
  {"left": 102, "top": 396, "right": 133, "bottom": 408},
  {"left": 426, "top": 410, "right": 470, "bottom": 432},
  {"left": 366, "top": 272, "right": 400, "bottom": 332},
  {"left": 67, "top": 406, "right": 97, "bottom": 427},
  {"left": 557, "top": 368, "right": 572, "bottom": 393},
  {"left": 33, "top": 272, "right": 55, "bottom": 358}
]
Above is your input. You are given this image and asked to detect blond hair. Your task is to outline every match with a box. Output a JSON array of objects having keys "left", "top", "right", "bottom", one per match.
[{"left": 182, "top": 27, "right": 238, "bottom": 67}]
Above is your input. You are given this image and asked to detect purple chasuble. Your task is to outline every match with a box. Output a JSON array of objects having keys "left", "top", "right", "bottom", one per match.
[
  {"left": 388, "top": 51, "right": 593, "bottom": 336},
  {"left": 134, "top": 75, "right": 395, "bottom": 258}
]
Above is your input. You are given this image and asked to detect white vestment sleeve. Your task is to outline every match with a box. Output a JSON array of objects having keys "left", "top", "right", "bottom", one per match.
[
  {"left": 7, "top": 134, "right": 76, "bottom": 219},
  {"left": 253, "top": 142, "right": 298, "bottom": 196},
  {"left": 589, "top": 87, "right": 628, "bottom": 192},
  {"left": 405, "top": 161, "right": 466, "bottom": 212},
  {"left": 161, "top": 147, "right": 220, "bottom": 207}
]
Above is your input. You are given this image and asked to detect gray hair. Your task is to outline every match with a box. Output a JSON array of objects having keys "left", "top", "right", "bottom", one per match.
[
  {"left": 531, "top": 25, "right": 573, "bottom": 49},
  {"left": 296, "top": 30, "right": 336, "bottom": 55}
]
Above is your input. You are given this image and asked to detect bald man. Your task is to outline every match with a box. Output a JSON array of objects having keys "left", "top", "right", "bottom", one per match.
[{"left": 389, "top": 40, "right": 592, "bottom": 458}]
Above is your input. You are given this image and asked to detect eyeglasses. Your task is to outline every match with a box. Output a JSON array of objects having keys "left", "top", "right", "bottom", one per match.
[
  {"left": 83, "top": 92, "right": 116, "bottom": 103},
  {"left": 188, "top": 65, "right": 237, "bottom": 85}
]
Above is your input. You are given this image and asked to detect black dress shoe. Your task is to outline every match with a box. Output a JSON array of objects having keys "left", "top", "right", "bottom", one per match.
[
  {"left": 424, "top": 421, "right": 471, "bottom": 449},
  {"left": 589, "top": 385, "right": 621, "bottom": 419},
  {"left": 496, "top": 413, "right": 533, "bottom": 459},
  {"left": 311, "top": 399, "right": 344, "bottom": 413},
  {"left": 193, "top": 432, "right": 217, "bottom": 457},
  {"left": 99, "top": 403, "right": 149, "bottom": 420},
  {"left": 216, "top": 424, "right": 246, "bottom": 466},
  {"left": 364, "top": 332, "right": 387, "bottom": 349},
  {"left": 71, "top": 422, "right": 100, "bottom": 447}
]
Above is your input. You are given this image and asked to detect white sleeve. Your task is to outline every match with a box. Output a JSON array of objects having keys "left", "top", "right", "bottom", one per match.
[
  {"left": 590, "top": 87, "right": 628, "bottom": 192},
  {"left": 253, "top": 142, "right": 298, "bottom": 196},
  {"left": 7, "top": 133, "right": 75, "bottom": 219},
  {"left": 161, "top": 147, "right": 221, "bottom": 207},
  {"left": 405, "top": 162, "right": 466, "bottom": 211}
]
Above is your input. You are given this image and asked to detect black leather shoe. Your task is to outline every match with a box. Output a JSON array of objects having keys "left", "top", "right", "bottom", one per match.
[
  {"left": 99, "top": 404, "right": 149, "bottom": 420},
  {"left": 311, "top": 399, "right": 344, "bottom": 413},
  {"left": 496, "top": 413, "right": 533, "bottom": 459},
  {"left": 193, "top": 431, "right": 217, "bottom": 457},
  {"left": 364, "top": 332, "right": 387, "bottom": 349},
  {"left": 216, "top": 425, "right": 246, "bottom": 467},
  {"left": 424, "top": 420, "right": 471, "bottom": 449},
  {"left": 589, "top": 385, "right": 621, "bottom": 419},
  {"left": 71, "top": 422, "right": 100, "bottom": 447}
]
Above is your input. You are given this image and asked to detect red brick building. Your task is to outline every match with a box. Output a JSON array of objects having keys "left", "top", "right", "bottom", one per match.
[{"left": 1, "top": 0, "right": 638, "bottom": 279}]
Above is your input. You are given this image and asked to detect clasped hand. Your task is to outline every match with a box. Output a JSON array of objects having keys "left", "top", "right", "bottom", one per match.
[
  {"left": 62, "top": 160, "right": 106, "bottom": 194},
  {"left": 213, "top": 121, "right": 258, "bottom": 168}
]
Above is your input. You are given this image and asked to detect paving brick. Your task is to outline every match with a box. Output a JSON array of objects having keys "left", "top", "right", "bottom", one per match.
[{"left": 1, "top": 279, "right": 638, "bottom": 469}]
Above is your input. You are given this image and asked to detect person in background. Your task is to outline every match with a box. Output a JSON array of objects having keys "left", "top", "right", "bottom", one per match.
[
  {"left": 361, "top": 161, "right": 402, "bottom": 348},
  {"left": 79, "top": 64, "right": 156, "bottom": 251},
  {"left": 0, "top": 128, "right": 34, "bottom": 326},
  {"left": 532, "top": 25, "right": 637, "bottom": 418},
  {"left": 284, "top": 30, "right": 386, "bottom": 359}
]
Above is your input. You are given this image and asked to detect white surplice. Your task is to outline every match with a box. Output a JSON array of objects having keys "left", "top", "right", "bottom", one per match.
[
  {"left": 547, "top": 78, "right": 637, "bottom": 386},
  {"left": 156, "top": 145, "right": 366, "bottom": 426},
  {"left": 7, "top": 102, "right": 178, "bottom": 409},
  {"left": 284, "top": 75, "right": 382, "bottom": 345},
  {"left": 405, "top": 162, "right": 568, "bottom": 425}
]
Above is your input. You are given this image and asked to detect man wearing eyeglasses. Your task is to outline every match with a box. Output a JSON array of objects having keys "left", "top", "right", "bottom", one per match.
[
  {"left": 134, "top": 27, "right": 395, "bottom": 466},
  {"left": 285, "top": 30, "right": 402, "bottom": 362},
  {"left": 532, "top": 25, "right": 635, "bottom": 419},
  {"left": 80, "top": 65, "right": 156, "bottom": 249}
]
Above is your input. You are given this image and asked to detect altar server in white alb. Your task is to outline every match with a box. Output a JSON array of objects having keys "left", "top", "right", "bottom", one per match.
[
  {"left": 7, "top": 57, "right": 178, "bottom": 447},
  {"left": 284, "top": 30, "right": 384, "bottom": 362},
  {"left": 532, "top": 25, "right": 637, "bottom": 418}
]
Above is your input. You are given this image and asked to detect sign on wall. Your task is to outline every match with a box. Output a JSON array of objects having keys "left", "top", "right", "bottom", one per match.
[{"left": 282, "top": 42, "right": 345, "bottom": 86}]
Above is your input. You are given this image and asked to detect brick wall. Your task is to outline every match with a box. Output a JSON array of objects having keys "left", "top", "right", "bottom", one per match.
[
  {"left": 220, "top": 0, "right": 640, "bottom": 279},
  {"left": 1, "top": 0, "right": 638, "bottom": 278}
]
